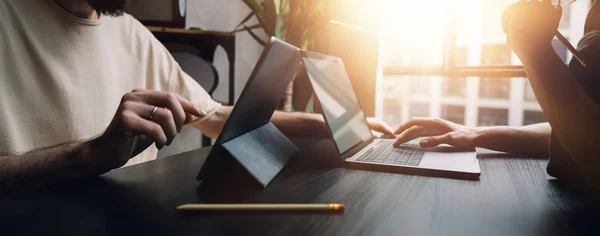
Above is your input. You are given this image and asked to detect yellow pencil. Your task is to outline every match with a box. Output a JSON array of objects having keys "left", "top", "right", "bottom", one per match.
[{"left": 177, "top": 204, "right": 345, "bottom": 212}]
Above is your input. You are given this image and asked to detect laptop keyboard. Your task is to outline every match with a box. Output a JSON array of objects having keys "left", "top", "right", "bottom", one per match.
[{"left": 355, "top": 140, "right": 425, "bottom": 166}]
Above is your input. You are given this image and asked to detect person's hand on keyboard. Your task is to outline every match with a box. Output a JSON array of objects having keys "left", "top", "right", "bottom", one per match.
[
  {"left": 366, "top": 117, "right": 396, "bottom": 139},
  {"left": 392, "top": 117, "right": 478, "bottom": 148}
]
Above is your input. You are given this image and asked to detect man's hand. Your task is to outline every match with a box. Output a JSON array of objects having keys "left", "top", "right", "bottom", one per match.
[
  {"left": 192, "top": 106, "right": 230, "bottom": 139},
  {"left": 366, "top": 117, "right": 395, "bottom": 138},
  {"left": 92, "top": 89, "right": 205, "bottom": 171},
  {"left": 0, "top": 89, "right": 207, "bottom": 191},
  {"left": 502, "top": 0, "right": 561, "bottom": 57},
  {"left": 393, "top": 118, "right": 478, "bottom": 148}
]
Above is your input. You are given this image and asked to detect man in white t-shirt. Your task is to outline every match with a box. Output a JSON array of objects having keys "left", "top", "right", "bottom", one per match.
[{"left": 0, "top": 0, "right": 394, "bottom": 191}]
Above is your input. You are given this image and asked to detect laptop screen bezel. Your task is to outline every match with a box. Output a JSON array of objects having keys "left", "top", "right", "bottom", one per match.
[{"left": 298, "top": 50, "right": 375, "bottom": 160}]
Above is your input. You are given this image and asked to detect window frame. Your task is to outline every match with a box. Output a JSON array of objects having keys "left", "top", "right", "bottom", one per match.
[{"left": 381, "top": 12, "right": 527, "bottom": 78}]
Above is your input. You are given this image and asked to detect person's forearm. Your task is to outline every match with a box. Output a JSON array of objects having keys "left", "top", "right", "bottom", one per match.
[
  {"left": 194, "top": 106, "right": 329, "bottom": 139},
  {"left": 473, "top": 122, "right": 551, "bottom": 158},
  {"left": 520, "top": 47, "right": 600, "bottom": 183},
  {"left": 271, "top": 111, "right": 329, "bottom": 138},
  {"left": 0, "top": 139, "right": 101, "bottom": 193},
  {"left": 193, "top": 106, "right": 231, "bottom": 139}
]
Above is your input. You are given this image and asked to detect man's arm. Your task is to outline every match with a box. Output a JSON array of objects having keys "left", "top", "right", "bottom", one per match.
[
  {"left": 193, "top": 106, "right": 395, "bottom": 139},
  {"left": 0, "top": 140, "right": 102, "bottom": 192},
  {"left": 474, "top": 122, "right": 551, "bottom": 158},
  {"left": 271, "top": 110, "right": 331, "bottom": 138},
  {"left": 193, "top": 106, "right": 330, "bottom": 139},
  {"left": 0, "top": 90, "right": 206, "bottom": 192}
]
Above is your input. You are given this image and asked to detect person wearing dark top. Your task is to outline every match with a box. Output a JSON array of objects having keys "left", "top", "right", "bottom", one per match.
[{"left": 394, "top": 0, "right": 600, "bottom": 197}]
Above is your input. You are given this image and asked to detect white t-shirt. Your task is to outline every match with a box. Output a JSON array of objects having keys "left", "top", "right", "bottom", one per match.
[{"left": 0, "top": 0, "right": 221, "bottom": 166}]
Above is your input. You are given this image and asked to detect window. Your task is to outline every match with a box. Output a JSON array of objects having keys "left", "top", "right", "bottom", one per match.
[
  {"left": 379, "top": 0, "right": 589, "bottom": 127},
  {"left": 479, "top": 44, "right": 511, "bottom": 99},
  {"left": 410, "top": 102, "right": 430, "bottom": 119},
  {"left": 441, "top": 105, "right": 465, "bottom": 125},
  {"left": 524, "top": 111, "right": 547, "bottom": 126},
  {"left": 441, "top": 77, "right": 466, "bottom": 97},
  {"left": 478, "top": 108, "right": 508, "bottom": 126}
]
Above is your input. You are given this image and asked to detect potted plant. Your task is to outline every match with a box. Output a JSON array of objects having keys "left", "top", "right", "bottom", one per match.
[
  {"left": 235, "top": 0, "right": 335, "bottom": 112},
  {"left": 236, "top": 0, "right": 380, "bottom": 115}
]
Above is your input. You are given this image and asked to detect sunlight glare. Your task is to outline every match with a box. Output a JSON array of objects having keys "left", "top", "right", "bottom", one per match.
[
  {"left": 380, "top": 0, "right": 482, "bottom": 67},
  {"left": 380, "top": 0, "right": 448, "bottom": 49}
]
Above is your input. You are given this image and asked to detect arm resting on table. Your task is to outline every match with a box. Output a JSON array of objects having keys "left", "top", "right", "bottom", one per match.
[
  {"left": 0, "top": 139, "right": 104, "bottom": 193},
  {"left": 473, "top": 122, "right": 551, "bottom": 158},
  {"left": 192, "top": 106, "right": 330, "bottom": 139}
]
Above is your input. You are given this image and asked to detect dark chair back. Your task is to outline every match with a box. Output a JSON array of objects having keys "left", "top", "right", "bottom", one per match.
[{"left": 171, "top": 52, "right": 219, "bottom": 95}]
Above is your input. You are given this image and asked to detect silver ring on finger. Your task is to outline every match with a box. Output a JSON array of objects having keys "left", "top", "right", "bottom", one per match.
[{"left": 149, "top": 106, "right": 159, "bottom": 120}]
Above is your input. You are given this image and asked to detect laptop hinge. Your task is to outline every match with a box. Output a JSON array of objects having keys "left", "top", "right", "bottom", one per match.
[{"left": 341, "top": 138, "right": 375, "bottom": 160}]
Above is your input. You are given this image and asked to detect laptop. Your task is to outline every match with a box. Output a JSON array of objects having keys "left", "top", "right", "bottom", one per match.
[
  {"left": 299, "top": 50, "right": 481, "bottom": 179},
  {"left": 196, "top": 37, "right": 300, "bottom": 182}
]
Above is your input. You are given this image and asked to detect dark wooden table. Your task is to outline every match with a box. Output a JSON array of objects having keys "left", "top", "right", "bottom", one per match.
[{"left": 1, "top": 138, "right": 598, "bottom": 236}]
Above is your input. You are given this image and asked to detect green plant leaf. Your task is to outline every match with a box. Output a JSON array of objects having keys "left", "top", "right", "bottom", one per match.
[
  {"left": 242, "top": 0, "right": 267, "bottom": 32},
  {"left": 274, "top": 0, "right": 289, "bottom": 40},
  {"left": 263, "top": 0, "right": 278, "bottom": 37},
  {"left": 275, "top": 14, "right": 287, "bottom": 39},
  {"left": 273, "top": 0, "right": 281, "bottom": 15},
  {"left": 242, "top": 0, "right": 264, "bottom": 16}
]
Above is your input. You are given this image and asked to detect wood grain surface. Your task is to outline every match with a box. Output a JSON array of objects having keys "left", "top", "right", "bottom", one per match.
[{"left": 0, "top": 138, "right": 598, "bottom": 236}]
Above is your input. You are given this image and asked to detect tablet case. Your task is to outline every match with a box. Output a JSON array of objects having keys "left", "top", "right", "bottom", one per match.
[
  {"left": 220, "top": 122, "right": 298, "bottom": 187},
  {"left": 196, "top": 37, "right": 300, "bottom": 188}
]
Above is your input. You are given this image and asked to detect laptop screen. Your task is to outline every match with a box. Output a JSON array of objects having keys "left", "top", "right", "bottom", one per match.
[{"left": 302, "top": 54, "right": 373, "bottom": 154}]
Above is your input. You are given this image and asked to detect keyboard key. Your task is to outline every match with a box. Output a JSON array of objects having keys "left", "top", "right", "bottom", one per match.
[
  {"left": 396, "top": 157, "right": 410, "bottom": 165},
  {"left": 395, "top": 147, "right": 417, "bottom": 165},
  {"left": 407, "top": 160, "right": 421, "bottom": 166},
  {"left": 355, "top": 148, "right": 373, "bottom": 161},
  {"left": 375, "top": 144, "right": 395, "bottom": 163},
  {"left": 385, "top": 148, "right": 407, "bottom": 164},
  {"left": 373, "top": 145, "right": 395, "bottom": 163},
  {"left": 413, "top": 150, "right": 425, "bottom": 159},
  {"left": 357, "top": 141, "right": 386, "bottom": 162},
  {"left": 407, "top": 149, "right": 425, "bottom": 166},
  {"left": 355, "top": 140, "right": 425, "bottom": 167}
]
